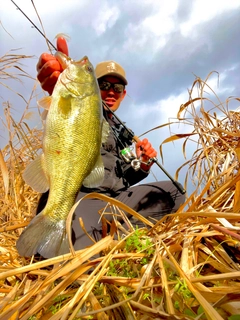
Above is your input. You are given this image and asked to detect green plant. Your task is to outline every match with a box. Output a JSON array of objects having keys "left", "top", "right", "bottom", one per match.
[
  {"left": 125, "top": 228, "right": 154, "bottom": 257},
  {"left": 107, "top": 258, "right": 139, "bottom": 278},
  {"left": 49, "top": 294, "right": 69, "bottom": 315},
  {"left": 93, "top": 282, "right": 104, "bottom": 296},
  {"left": 143, "top": 292, "right": 150, "bottom": 301},
  {"left": 125, "top": 227, "right": 155, "bottom": 269},
  {"left": 174, "top": 278, "right": 193, "bottom": 300}
]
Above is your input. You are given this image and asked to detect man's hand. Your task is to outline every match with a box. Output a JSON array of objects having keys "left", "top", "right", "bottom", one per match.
[
  {"left": 36, "top": 37, "right": 69, "bottom": 95},
  {"left": 136, "top": 138, "right": 157, "bottom": 171}
]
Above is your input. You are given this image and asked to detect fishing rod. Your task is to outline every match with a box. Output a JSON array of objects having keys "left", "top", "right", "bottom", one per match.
[
  {"left": 10, "top": 0, "right": 57, "bottom": 51},
  {"left": 10, "top": 1, "right": 185, "bottom": 195},
  {"left": 102, "top": 101, "right": 186, "bottom": 195}
]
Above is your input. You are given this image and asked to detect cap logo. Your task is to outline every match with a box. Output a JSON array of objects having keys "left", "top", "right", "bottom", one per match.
[{"left": 107, "top": 62, "right": 117, "bottom": 73}]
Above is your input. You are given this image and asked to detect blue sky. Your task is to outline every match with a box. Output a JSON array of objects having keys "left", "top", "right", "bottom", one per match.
[{"left": 1, "top": 0, "right": 240, "bottom": 192}]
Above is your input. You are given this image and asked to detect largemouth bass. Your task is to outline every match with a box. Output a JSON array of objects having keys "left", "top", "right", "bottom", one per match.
[{"left": 17, "top": 53, "right": 108, "bottom": 258}]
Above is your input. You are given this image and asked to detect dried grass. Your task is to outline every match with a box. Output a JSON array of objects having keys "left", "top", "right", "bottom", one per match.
[{"left": 0, "top": 54, "right": 240, "bottom": 320}]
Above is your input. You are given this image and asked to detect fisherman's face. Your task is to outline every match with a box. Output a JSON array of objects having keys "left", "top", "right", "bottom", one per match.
[{"left": 99, "top": 76, "right": 126, "bottom": 112}]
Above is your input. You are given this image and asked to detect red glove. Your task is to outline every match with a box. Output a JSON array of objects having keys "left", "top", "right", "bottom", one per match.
[
  {"left": 36, "top": 37, "right": 69, "bottom": 95},
  {"left": 136, "top": 138, "right": 157, "bottom": 171}
]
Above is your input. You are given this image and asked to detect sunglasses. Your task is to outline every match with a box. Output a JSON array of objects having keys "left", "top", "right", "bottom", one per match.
[{"left": 98, "top": 81, "right": 125, "bottom": 93}]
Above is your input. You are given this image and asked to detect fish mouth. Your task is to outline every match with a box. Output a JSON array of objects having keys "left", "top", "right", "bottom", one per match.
[
  {"left": 75, "top": 56, "right": 89, "bottom": 66},
  {"left": 55, "top": 53, "right": 89, "bottom": 70},
  {"left": 55, "top": 51, "right": 72, "bottom": 70}
]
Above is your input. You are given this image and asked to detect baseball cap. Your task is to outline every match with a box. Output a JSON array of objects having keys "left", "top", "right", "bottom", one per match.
[{"left": 95, "top": 60, "right": 128, "bottom": 85}]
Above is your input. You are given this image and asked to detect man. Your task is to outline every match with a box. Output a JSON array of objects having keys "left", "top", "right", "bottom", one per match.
[{"left": 36, "top": 37, "right": 185, "bottom": 250}]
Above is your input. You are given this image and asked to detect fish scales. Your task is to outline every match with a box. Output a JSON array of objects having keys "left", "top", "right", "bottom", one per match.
[
  {"left": 16, "top": 53, "right": 106, "bottom": 258},
  {"left": 43, "top": 86, "right": 102, "bottom": 218}
]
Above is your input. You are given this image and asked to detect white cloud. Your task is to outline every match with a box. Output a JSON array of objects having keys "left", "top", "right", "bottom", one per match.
[
  {"left": 1, "top": 0, "right": 85, "bottom": 22},
  {"left": 92, "top": 4, "right": 120, "bottom": 36},
  {"left": 133, "top": 91, "right": 188, "bottom": 125},
  {"left": 154, "top": 91, "right": 189, "bottom": 122},
  {"left": 180, "top": 0, "right": 240, "bottom": 37},
  {"left": 1, "top": 0, "right": 240, "bottom": 160},
  {"left": 123, "top": 0, "right": 178, "bottom": 53},
  {"left": 142, "top": 0, "right": 178, "bottom": 37},
  {"left": 133, "top": 69, "right": 236, "bottom": 128}
]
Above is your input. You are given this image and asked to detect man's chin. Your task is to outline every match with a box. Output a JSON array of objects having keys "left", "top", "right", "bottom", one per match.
[
  {"left": 104, "top": 104, "right": 115, "bottom": 111},
  {"left": 106, "top": 102, "right": 114, "bottom": 108}
]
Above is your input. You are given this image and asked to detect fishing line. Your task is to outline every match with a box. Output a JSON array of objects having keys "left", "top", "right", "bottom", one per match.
[
  {"left": 10, "top": 0, "right": 57, "bottom": 51},
  {"left": 9, "top": 0, "right": 185, "bottom": 194}
]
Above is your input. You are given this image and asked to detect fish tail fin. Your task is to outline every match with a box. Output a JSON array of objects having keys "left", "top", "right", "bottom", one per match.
[{"left": 16, "top": 211, "right": 70, "bottom": 258}]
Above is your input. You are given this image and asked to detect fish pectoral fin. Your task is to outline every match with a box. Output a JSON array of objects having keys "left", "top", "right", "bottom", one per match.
[
  {"left": 83, "top": 154, "right": 105, "bottom": 188},
  {"left": 101, "top": 118, "right": 110, "bottom": 144},
  {"left": 41, "top": 109, "right": 48, "bottom": 120},
  {"left": 23, "top": 154, "right": 50, "bottom": 193},
  {"left": 37, "top": 96, "right": 52, "bottom": 110}
]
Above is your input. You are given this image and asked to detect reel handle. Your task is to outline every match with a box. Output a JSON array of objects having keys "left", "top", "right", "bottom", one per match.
[{"left": 132, "top": 135, "right": 186, "bottom": 195}]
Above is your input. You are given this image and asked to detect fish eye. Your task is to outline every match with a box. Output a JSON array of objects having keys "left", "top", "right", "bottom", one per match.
[{"left": 86, "top": 66, "right": 93, "bottom": 73}]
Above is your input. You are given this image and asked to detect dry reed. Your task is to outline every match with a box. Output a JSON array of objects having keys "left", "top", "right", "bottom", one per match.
[{"left": 0, "top": 53, "right": 240, "bottom": 320}]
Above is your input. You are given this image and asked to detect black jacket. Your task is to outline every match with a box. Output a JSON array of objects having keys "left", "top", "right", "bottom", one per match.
[{"left": 81, "top": 111, "right": 148, "bottom": 196}]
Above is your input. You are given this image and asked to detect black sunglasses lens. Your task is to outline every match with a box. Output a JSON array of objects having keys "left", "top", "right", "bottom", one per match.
[
  {"left": 98, "top": 81, "right": 124, "bottom": 93},
  {"left": 113, "top": 84, "right": 124, "bottom": 93},
  {"left": 99, "top": 81, "right": 111, "bottom": 91}
]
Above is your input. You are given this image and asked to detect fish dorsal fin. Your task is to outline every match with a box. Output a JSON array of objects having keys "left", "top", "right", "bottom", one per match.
[
  {"left": 82, "top": 154, "right": 105, "bottom": 188},
  {"left": 37, "top": 96, "right": 52, "bottom": 110},
  {"left": 23, "top": 154, "right": 50, "bottom": 193},
  {"left": 102, "top": 118, "right": 110, "bottom": 144}
]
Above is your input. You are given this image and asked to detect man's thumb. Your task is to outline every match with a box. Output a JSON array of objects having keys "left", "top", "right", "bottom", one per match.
[{"left": 56, "top": 36, "right": 69, "bottom": 56}]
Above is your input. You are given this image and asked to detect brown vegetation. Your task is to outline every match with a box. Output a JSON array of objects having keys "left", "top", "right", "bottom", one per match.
[{"left": 0, "top": 54, "right": 240, "bottom": 320}]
